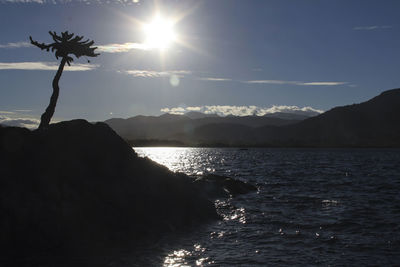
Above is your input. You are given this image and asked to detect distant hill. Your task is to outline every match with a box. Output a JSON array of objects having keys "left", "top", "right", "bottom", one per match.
[
  {"left": 105, "top": 112, "right": 303, "bottom": 142},
  {"left": 184, "top": 111, "right": 219, "bottom": 119},
  {"left": 105, "top": 89, "right": 400, "bottom": 147},
  {"left": 256, "top": 88, "right": 400, "bottom": 147},
  {"left": 263, "top": 112, "right": 310, "bottom": 121}
]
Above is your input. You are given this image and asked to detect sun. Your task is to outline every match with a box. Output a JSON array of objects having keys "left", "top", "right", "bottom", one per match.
[{"left": 143, "top": 15, "right": 176, "bottom": 50}]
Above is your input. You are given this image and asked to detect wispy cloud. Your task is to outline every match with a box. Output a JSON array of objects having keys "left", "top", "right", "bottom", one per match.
[
  {"left": 0, "top": 41, "right": 30, "bottom": 48},
  {"left": 13, "top": 109, "right": 32, "bottom": 112},
  {"left": 0, "top": 62, "right": 99, "bottom": 71},
  {"left": 353, "top": 25, "right": 393, "bottom": 31},
  {"left": 0, "top": 115, "right": 40, "bottom": 129},
  {"left": 300, "top": 82, "right": 347, "bottom": 86},
  {"left": 97, "top": 42, "right": 149, "bottom": 53},
  {"left": 1, "top": 0, "right": 44, "bottom": 3},
  {"left": 0, "top": 111, "right": 15, "bottom": 114},
  {"left": 198, "top": 77, "right": 233, "bottom": 82},
  {"left": 0, "top": 40, "right": 147, "bottom": 53},
  {"left": 245, "top": 80, "right": 298, "bottom": 85},
  {"left": 244, "top": 80, "right": 347, "bottom": 86},
  {"left": 161, "top": 105, "right": 323, "bottom": 117},
  {"left": 1, "top": 0, "right": 140, "bottom": 4},
  {"left": 0, "top": 109, "right": 32, "bottom": 113},
  {"left": 121, "top": 69, "right": 191, "bottom": 78},
  {"left": 120, "top": 68, "right": 349, "bottom": 87}
]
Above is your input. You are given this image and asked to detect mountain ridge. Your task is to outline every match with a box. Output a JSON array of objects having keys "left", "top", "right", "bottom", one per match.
[
  {"left": 105, "top": 112, "right": 304, "bottom": 141},
  {"left": 105, "top": 88, "right": 400, "bottom": 147}
]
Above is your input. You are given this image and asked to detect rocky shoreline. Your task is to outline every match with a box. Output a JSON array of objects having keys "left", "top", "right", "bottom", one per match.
[{"left": 0, "top": 120, "right": 255, "bottom": 258}]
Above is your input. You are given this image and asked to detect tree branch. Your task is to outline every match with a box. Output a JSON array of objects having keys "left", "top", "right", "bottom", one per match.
[{"left": 30, "top": 36, "right": 53, "bottom": 51}]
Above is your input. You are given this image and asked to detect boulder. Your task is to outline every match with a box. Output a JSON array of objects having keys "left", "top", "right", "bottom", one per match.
[{"left": 193, "top": 173, "right": 257, "bottom": 198}]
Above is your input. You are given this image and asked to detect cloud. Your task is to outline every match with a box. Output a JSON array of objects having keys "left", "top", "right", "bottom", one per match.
[
  {"left": 0, "top": 62, "right": 99, "bottom": 71},
  {"left": 161, "top": 105, "right": 323, "bottom": 117},
  {"left": 0, "top": 111, "right": 15, "bottom": 114},
  {"left": 186, "top": 107, "right": 202, "bottom": 111},
  {"left": 245, "top": 80, "right": 298, "bottom": 85},
  {"left": 120, "top": 68, "right": 349, "bottom": 87},
  {"left": 300, "top": 82, "right": 347, "bottom": 86},
  {"left": 0, "top": 115, "right": 40, "bottom": 129},
  {"left": 1, "top": 0, "right": 140, "bottom": 4},
  {"left": 0, "top": 41, "right": 30, "bottom": 49},
  {"left": 13, "top": 109, "right": 32, "bottom": 112},
  {"left": 1, "top": 0, "right": 44, "bottom": 3},
  {"left": 97, "top": 42, "right": 149, "bottom": 53},
  {"left": 262, "top": 105, "right": 323, "bottom": 116},
  {"left": 244, "top": 80, "right": 347, "bottom": 86},
  {"left": 0, "top": 110, "right": 32, "bottom": 114},
  {"left": 121, "top": 69, "right": 191, "bottom": 78},
  {"left": 0, "top": 40, "right": 149, "bottom": 53},
  {"left": 198, "top": 77, "right": 233, "bottom": 82},
  {"left": 121, "top": 70, "right": 349, "bottom": 87},
  {"left": 0, "top": 41, "right": 148, "bottom": 53},
  {"left": 353, "top": 25, "right": 392, "bottom": 31},
  {"left": 160, "top": 107, "right": 187, "bottom": 115}
]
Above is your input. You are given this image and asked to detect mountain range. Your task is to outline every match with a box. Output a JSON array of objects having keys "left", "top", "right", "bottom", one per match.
[
  {"left": 105, "top": 88, "right": 400, "bottom": 147},
  {"left": 105, "top": 111, "right": 306, "bottom": 144}
]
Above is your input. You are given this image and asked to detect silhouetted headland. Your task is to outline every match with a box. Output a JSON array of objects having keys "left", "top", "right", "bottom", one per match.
[{"left": 0, "top": 119, "right": 255, "bottom": 259}]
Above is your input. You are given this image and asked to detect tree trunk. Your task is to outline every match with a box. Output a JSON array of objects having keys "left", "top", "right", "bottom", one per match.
[{"left": 38, "top": 57, "right": 67, "bottom": 130}]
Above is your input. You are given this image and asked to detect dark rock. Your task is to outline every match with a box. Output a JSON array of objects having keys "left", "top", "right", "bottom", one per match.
[
  {"left": 193, "top": 174, "right": 257, "bottom": 198},
  {"left": 0, "top": 120, "right": 218, "bottom": 256}
]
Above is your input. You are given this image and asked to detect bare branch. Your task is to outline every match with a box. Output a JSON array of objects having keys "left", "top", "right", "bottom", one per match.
[
  {"left": 30, "top": 36, "right": 53, "bottom": 51},
  {"left": 49, "top": 31, "right": 62, "bottom": 43}
]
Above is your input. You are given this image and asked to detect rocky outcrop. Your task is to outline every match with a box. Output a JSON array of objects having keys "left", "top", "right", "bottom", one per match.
[{"left": 0, "top": 120, "right": 219, "bottom": 256}]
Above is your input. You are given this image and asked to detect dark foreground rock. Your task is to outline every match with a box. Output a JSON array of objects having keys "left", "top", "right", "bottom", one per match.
[{"left": 0, "top": 120, "right": 219, "bottom": 257}]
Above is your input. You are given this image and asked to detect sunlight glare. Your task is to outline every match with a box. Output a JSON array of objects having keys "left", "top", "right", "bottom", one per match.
[{"left": 143, "top": 15, "right": 176, "bottom": 50}]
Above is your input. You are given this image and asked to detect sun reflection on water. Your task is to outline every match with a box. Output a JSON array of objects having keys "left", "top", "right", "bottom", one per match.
[
  {"left": 163, "top": 244, "right": 209, "bottom": 267},
  {"left": 134, "top": 147, "right": 213, "bottom": 175},
  {"left": 163, "top": 249, "right": 191, "bottom": 267},
  {"left": 134, "top": 147, "right": 249, "bottom": 266}
]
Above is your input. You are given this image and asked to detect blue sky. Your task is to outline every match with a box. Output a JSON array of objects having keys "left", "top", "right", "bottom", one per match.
[{"left": 1, "top": 0, "right": 400, "bottom": 127}]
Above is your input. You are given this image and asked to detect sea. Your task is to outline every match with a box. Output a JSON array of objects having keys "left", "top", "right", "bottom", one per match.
[
  {"left": 125, "top": 147, "right": 400, "bottom": 267},
  {"left": 25, "top": 147, "right": 400, "bottom": 266}
]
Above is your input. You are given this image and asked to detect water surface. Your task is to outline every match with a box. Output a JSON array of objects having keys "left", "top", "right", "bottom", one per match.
[{"left": 133, "top": 147, "right": 400, "bottom": 266}]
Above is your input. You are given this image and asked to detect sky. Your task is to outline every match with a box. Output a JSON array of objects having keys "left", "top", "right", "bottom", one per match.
[{"left": 1, "top": 0, "right": 400, "bottom": 128}]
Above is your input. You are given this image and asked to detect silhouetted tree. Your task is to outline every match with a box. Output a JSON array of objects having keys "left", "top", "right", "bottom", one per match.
[{"left": 30, "top": 31, "right": 99, "bottom": 130}]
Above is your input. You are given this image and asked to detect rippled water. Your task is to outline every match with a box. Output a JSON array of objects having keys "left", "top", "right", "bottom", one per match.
[{"left": 131, "top": 147, "right": 400, "bottom": 266}]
